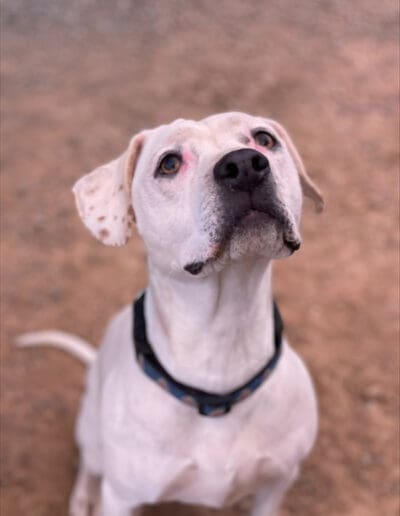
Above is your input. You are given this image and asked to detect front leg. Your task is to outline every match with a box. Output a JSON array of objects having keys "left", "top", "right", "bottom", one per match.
[
  {"left": 251, "top": 469, "right": 298, "bottom": 516},
  {"left": 69, "top": 463, "right": 100, "bottom": 516}
]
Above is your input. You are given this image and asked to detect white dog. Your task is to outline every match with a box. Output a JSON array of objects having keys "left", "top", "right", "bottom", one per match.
[{"left": 18, "top": 112, "right": 324, "bottom": 516}]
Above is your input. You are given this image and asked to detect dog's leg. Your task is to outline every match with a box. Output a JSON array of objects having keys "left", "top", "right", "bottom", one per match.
[
  {"left": 99, "top": 481, "right": 142, "bottom": 516},
  {"left": 251, "top": 469, "right": 298, "bottom": 516},
  {"left": 69, "top": 463, "right": 100, "bottom": 516},
  {"left": 250, "top": 485, "right": 287, "bottom": 516}
]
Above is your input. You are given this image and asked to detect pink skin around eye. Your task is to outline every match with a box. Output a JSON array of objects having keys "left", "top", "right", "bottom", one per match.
[
  {"left": 255, "top": 143, "right": 267, "bottom": 153},
  {"left": 180, "top": 148, "right": 196, "bottom": 174},
  {"left": 244, "top": 132, "right": 260, "bottom": 151},
  {"left": 240, "top": 131, "right": 257, "bottom": 150}
]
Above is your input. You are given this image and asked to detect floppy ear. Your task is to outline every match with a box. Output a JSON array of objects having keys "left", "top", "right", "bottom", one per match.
[
  {"left": 73, "top": 132, "right": 147, "bottom": 246},
  {"left": 268, "top": 120, "right": 325, "bottom": 213}
]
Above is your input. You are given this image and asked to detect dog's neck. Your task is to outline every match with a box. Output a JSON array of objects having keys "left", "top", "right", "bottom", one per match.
[{"left": 145, "top": 258, "right": 275, "bottom": 394}]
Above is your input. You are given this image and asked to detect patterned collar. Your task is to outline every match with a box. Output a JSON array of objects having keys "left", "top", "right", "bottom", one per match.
[{"left": 133, "top": 292, "right": 283, "bottom": 417}]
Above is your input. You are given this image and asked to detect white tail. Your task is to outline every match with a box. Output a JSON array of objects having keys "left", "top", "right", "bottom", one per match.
[{"left": 16, "top": 331, "right": 96, "bottom": 366}]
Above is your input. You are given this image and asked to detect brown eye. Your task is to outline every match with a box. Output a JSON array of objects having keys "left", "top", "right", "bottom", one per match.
[
  {"left": 159, "top": 154, "right": 182, "bottom": 175},
  {"left": 253, "top": 131, "right": 276, "bottom": 149}
]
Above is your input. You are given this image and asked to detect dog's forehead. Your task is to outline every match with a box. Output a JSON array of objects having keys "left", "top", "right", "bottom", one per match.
[
  {"left": 146, "top": 112, "right": 271, "bottom": 150},
  {"left": 201, "top": 111, "right": 265, "bottom": 131},
  {"left": 149, "top": 119, "right": 205, "bottom": 147}
]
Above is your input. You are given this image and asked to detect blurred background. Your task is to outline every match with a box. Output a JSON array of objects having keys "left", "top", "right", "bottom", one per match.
[{"left": 1, "top": 1, "right": 399, "bottom": 515}]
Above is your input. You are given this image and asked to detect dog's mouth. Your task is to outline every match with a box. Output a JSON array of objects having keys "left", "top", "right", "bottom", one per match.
[
  {"left": 225, "top": 199, "right": 300, "bottom": 248},
  {"left": 236, "top": 207, "right": 268, "bottom": 224},
  {"left": 184, "top": 203, "right": 300, "bottom": 276}
]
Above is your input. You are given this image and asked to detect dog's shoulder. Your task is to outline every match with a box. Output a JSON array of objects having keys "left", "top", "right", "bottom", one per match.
[
  {"left": 95, "top": 303, "right": 133, "bottom": 373},
  {"left": 269, "top": 341, "right": 319, "bottom": 458}
]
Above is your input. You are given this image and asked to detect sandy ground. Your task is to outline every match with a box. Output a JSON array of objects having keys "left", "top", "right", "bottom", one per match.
[{"left": 1, "top": 1, "right": 399, "bottom": 515}]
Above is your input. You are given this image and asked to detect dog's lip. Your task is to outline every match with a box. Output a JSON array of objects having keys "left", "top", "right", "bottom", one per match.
[
  {"left": 239, "top": 208, "right": 266, "bottom": 222},
  {"left": 234, "top": 206, "right": 274, "bottom": 228},
  {"left": 282, "top": 236, "right": 301, "bottom": 253},
  {"left": 185, "top": 205, "right": 298, "bottom": 274},
  {"left": 236, "top": 209, "right": 301, "bottom": 252}
]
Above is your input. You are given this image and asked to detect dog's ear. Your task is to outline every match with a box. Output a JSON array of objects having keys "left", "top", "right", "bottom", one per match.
[
  {"left": 268, "top": 120, "right": 325, "bottom": 213},
  {"left": 73, "top": 132, "right": 147, "bottom": 246}
]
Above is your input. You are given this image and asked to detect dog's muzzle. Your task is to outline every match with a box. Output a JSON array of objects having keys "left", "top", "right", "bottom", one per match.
[
  {"left": 212, "top": 148, "right": 289, "bottom": 233},
  {"left": 183, "top": 149, "right": 300, "bottom": 275}
]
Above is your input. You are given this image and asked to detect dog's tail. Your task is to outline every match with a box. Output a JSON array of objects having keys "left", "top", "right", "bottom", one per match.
[{"left": 15, "top": 331, "right": 96, "bottom": 366}]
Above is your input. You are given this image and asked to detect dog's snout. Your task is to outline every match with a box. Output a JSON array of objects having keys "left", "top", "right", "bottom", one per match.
[{"left": 213, "top": 149, "right": 269, "bottom": 192}]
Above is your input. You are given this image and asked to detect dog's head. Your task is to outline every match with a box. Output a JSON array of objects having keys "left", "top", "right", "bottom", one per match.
[{"left": 73, "top": 112, "right": 324, "bottom": 276}]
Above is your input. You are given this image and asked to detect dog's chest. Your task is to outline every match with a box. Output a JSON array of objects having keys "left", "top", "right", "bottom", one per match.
[{"left": 102, "top": 370, "right": 288, "bottom": 507}]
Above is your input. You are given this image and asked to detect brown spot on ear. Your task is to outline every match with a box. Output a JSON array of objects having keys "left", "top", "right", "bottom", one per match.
[
  {"left": 99, "top": 228, "right": 109, "bottom": 239},
  {"left": 118, "top": 184, "right": 123, "bottom": 191},
  {"left": 127, "top": 205, "right": 136, "bottom": 222},
  {"left": 98, "top": 215, "right": 106, "bottom": 222},
  {"left": 89, "top": 206, "right": 94, "bottom": 211}
]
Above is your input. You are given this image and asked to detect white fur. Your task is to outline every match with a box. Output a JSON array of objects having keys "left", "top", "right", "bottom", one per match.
[{"left": 23, "top": 113, "right": 324, "bottom": 516}]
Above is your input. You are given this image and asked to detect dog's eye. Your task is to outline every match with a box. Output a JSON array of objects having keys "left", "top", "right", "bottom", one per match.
[
  {"left": 253, "top": 131, "right": 276, "bottom": 149},
  {"left": 159, "top": 154, "right": 182, "bottom": 175}
]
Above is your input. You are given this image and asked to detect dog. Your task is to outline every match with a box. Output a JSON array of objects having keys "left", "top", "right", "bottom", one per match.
[{"left": 18, "top": 112, "right": 324, "bottom": 516}]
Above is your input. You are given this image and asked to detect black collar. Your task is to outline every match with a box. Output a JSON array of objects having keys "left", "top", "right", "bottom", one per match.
[{"left": 133, "top": 292, "right": 283, "bottom": 417}]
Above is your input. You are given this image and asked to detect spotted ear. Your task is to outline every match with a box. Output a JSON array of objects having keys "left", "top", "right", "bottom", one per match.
[
  {"left": 268, "top": 120, "right": 325, "bottom": 213},
  {"left": 73, "top": 132, "right": 147, "bottom": 246}
]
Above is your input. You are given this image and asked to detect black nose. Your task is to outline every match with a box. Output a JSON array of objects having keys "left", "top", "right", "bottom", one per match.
[{"left": 213, "top": 149, "right": 270, "bottom": 192}]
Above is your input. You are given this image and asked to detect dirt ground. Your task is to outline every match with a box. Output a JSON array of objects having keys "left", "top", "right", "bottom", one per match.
[{"left": 1, "top": 1, "right": 399, "bottom": 515}]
